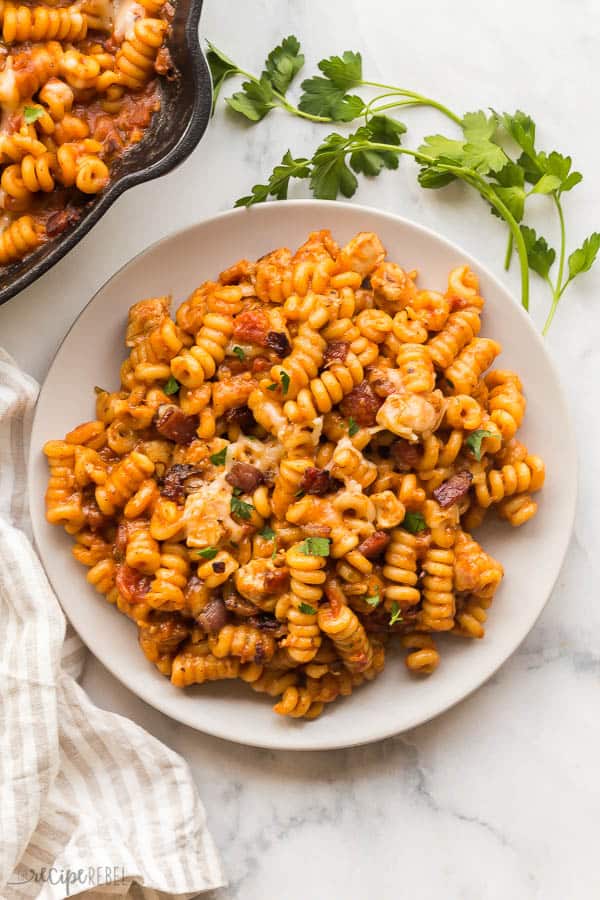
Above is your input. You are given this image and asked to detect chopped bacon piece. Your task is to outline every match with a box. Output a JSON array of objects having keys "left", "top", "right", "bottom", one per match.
[
  {"left": 265, "top": 331, "right": 291, "bottom": 357},
  {"left": 225, "top": 462, "right": 264, "bottom": 493},
  {"left": 433, "top": 471, "right": 473, "bottom": 509},
  {"left": 323, "top": 341, "right": 350, "bottom": 366},
  {"left": 222, "top": 404, "right": 256, "bottom": 431},
  {"left": 45, "top": 208, "right": 81, "bottom": 238},
  {"left": 299, "top": 466, "right": 338, "bottom": 496},
  {"left": 197, "top": 597, "right": 228, "bottom": 633},
  {"left": 232, "top": 308, "right": 269, "bottom": 346},
  {"left": 161, "top": 464, "right": 199, "bottom": 502},
  {"left": 116, "top": 563, "right": 152, "bottom": 604},
  {"left": 391, "top": 439, "right": 423, "bottom": 471},
  {"left": 339, "top": 379, "right": 383, "bottom": 426},
  {"left": 357, "top": 531, "right": 390, "bottom": 559},
  {"left": 155, "top": 405, "right": 199, "bottom": 444},
  {"left": 246, "top": 614, "right": 287, "bottom": 638},
  {"left": 264, "top": 566, "right": 290, "bottom": 594}
]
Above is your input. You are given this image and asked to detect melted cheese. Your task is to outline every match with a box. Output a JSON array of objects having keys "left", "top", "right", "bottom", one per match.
[
  {"left": 184, "top": 473, "right": 247, "bottom": 546},
  {"left": 226, "top": 434, "right": 283, "bottom": 475},
  {"left": 113, "top": 0, "right": 143, "bottom": 40}
]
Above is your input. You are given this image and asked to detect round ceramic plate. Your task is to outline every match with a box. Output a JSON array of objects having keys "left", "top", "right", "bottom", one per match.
[{"left": 29, "top": 201, "right": 576, "bottom": 751}]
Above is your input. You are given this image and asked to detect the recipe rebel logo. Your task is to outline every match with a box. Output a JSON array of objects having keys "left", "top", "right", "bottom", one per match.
[{"left": 8, "top": 864, "right": 128, "bottom": 895}]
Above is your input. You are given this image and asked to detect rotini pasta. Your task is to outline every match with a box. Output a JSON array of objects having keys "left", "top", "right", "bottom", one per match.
[{"left": 43, "top": 230, "right": 546, "bottom": 718}]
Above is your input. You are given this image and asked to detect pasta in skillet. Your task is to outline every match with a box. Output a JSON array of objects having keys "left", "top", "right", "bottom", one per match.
[
  {"left": 44, "top": 229, "right": 545, "bottom": 720},
  {"left": 0, "top": 0, "right": 174, "bottom": 267}
]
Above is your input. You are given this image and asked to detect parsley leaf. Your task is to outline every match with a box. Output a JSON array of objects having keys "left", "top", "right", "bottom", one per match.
[
  {"left": 365, "top": 593, "right": 381, "bottom": 608},
  {"left": 502, "top": 110, "right": 537, "bottom": 158},
  {"left": 350, "top": 116, "right": 406, "bottom": 175},
  {"left": 310, "top": 132, "right": 358, "bottom": 199},
  {"left": 389, "top": 601, "right": 403, "bottom": 626},
  {"left": 462, "top": 140, "right": 508, "bottom": 175},
  {"left": 490, "top": 163, "right": 526, "bottom": 222},
  {"left": 195, "top": 547, "right": 218, "bottom": 560},
  {"left": 418, "top": 134, "right": 465, "bottom": 163},
  {"left": 205, "top": 42, "right": 240, "bottom": 113},
  {"left": 348, "top": 416, "right": 359, "bottom": 437},
  {"left": 263, "top": 35, "right": 304, "bottom": 94},
  {"left": 23, "top": 105, "right": 43, "bottom": 125},
  {"left": 521, "top": 225, "right": 556, "bottom": 278},
  {"left": 299, "top": 76, "right": 364, "bottom": 122},
  {"left": 232, "top": 345, "right": 246, "bottom": 361},
  {"left": 163, "top": 375, "right": 180, "bottom": 395},
  {"left": 531, "top": 173, "right": 563, "bottom": 195},
  {"left": 417, "top": 166, "right": 457, "bottom": 189},
  {"left": 210, "top": 447, "right": 227, "bottom": 466},
  {"left": 235, "top": 150, "right": 311, "bottom": 206},
  {"left": 280, "top": 371, "right": 291, "bottom": 395},
  {"left": 466, "top": 429, "right": 495, "bottom": 461},
  {"left": 401, "top": 512, "right": 427, "bottom": 534},
  {"left": 299, "top": 537, "right": 331, "bottom": 557},
  {"left": 568, "top": 232, "right": 600, "bottom": 280},
  {"left": 298, "top": 602, "right": 317, "bottom": 615},
  {"left": 318, "top": 50, "right": 362, "bottom": 88},
  {"left": 461, "top": 109, "right": 497, "bottom": 142},
  {"left": 230, "top": 495, "right": 254, "bottom": 520},
  {"left": 491, "top": 185, "right": 526, "bottom": 223},
  {"left": 266, "top": 382, "right": 278, "bottom": 391},
  {"left": 227, "top": 75, "right": 275, "bottom": 122},
  {"left": 260, "top": 525, "right": 276, "bottom": 540}
]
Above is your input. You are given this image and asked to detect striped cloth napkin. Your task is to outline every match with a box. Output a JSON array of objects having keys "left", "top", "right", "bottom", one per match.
[{"left": 0, "top": 349, "right": 225, "bottom": 900}]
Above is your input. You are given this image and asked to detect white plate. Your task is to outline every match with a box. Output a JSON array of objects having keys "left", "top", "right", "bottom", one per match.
[{"left": 29, "top": 201, "right": 576, "bottom": 750}]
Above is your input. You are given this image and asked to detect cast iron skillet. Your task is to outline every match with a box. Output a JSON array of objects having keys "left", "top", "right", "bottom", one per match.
[{"left": 0, "top": 0, "right": 212, "bottom": 307}]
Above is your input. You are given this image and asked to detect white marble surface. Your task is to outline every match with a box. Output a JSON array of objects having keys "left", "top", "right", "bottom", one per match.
[{"left": 2, "top": 0, "right": 600, "bottom": 896}]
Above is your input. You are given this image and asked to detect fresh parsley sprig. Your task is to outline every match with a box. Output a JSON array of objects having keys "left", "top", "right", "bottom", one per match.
[{"left": 209, "top": 35, "right": 599, "bottom": 332}]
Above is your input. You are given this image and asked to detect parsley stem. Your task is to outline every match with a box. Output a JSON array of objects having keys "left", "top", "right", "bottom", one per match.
[
  {"left": 542, "top": 194, "right": 567, "bottom": 335},
  {"left": 504, "top": 232, "right": 513, "bottom": 271},
  {"left": 553, "top": 192, "right": 567, "bottom": 294},
  {"left": 359, "top": 82, "right": 462, "bottom": 125}
]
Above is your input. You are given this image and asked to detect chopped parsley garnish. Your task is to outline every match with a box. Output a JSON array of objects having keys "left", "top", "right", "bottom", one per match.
[
  {"left": 348, "top": 416, "right": 359, "bottom": 437},
  {"left": 267, "top": 382, "right": 278, "bottom": 391},
  {"left": 23, "top": 105, "right": 43, "bottom": 124},
  {"left": 389, "top": 601, "right": 403, "bottom": 625},
  {"left": 163, "top": 375, "right": 180, "bottom": 395},
  {"left": 210, "top": 447, "right": 227, "bottom": 466},
  {"left": 232, "top": 345, "right": 246, "bottom": 361},
  {"left": 195, "top": 547, "right": 218, "bottom": 560},
  {"left": 298, "top": 602, "right": 317, "bottom": 615},
  {"left": 280, "top": 370, "right": 291, "bottom": 395},
  {"left": 230, "top": 494, "right": 254, "bottom": 520},
  {"left": 365, "top": 593, "right": 381, "bottom": 608},
  {"left": 465, "top": 429, "right": 495, "bottom": 461},
  {"left": 299, "top": 536, "right": 330, "bottom": 556},
  {"left": 401, "top": 511, "right": 427, "bottom": 534},
  {"left": 260, "top": 525, "right": 276, "bottom": 540}
]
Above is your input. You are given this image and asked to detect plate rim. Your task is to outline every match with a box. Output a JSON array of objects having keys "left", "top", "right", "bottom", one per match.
[{"left": 29, "top": 199, "right": 578, "bottom": 750}]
